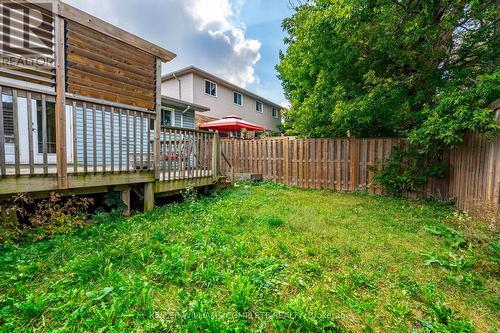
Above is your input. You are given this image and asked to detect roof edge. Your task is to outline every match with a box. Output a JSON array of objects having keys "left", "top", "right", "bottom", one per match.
[{"left": 161, "top": 95, "right": 210, "bottom": 112}]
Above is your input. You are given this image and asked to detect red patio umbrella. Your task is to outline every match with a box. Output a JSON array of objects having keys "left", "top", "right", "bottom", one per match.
[{"left": 199, "top": 115, "right": 264, "bottom": 132}]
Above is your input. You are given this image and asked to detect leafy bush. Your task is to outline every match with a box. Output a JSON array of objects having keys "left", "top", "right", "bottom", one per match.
[{"left": 371, "top": 145, "right": 446, "bottom": 196}]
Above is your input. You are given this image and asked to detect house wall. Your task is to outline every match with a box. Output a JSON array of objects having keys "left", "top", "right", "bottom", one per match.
[
  {"left": 173, "top": 109, "right": 195, "bottom": 128},
  {"left": 162, "top": 73, "right": 282, "bottom": 132},
  {"left": 162, "top": 73, "right": 194, "bottom": 103},
  {"left": 191, "top": 74, "right": 281, "bottom": 132}
]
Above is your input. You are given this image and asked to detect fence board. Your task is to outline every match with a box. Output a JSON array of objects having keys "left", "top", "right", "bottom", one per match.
[{"left": 221, "top": 134, "right": 499, "bottom": 221}]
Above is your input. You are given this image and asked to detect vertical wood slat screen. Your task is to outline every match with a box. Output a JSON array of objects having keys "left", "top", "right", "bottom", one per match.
[{"left": 221, "top": 135, "right": 500, "bottom": 219}]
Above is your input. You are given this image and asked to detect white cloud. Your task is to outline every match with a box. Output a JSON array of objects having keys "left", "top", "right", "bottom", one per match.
[
  {"left": 185, "top": 0, "right": 261, "bottom": 87},
  {"left": 63, "top": 0, "right": 261, "bottom": 88},
  {"left": 188, "top": 0, "right": 233, "bottom": 31}
]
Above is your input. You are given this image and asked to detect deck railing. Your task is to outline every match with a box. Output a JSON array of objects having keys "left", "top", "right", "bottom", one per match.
[
  {"left": 67, "top": 97, "right": 155, "bottom": 175},
  {"left": 0, "top": 84, "right": 221, "bottom": 195},
  {"left": 0, "top": 85, "right": 57, "bottom": 177},
  {"left": 158, "top": 126, "right": 216, "bottom": 182}
]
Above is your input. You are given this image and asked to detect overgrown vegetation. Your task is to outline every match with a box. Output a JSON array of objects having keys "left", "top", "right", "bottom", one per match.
[
  {"left": 1, "top": 183, "right": 498, "bottom": 332},
  {"left": 370, "top": 145, "right": 447, "bottom": 196},
  {"left": 0, "top": 193, "right": 94, "bottom": 243},
  {"left": 277, "top": 0, "right": 499, "bottom": 194}
]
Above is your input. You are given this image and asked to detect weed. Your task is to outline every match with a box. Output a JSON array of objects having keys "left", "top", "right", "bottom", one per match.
[
  {"left": 1, "top": 193, "right": 94, "bottom": 243},
  {"left": 489, "top": 241, "right": 500, "bottom": 264},
  {"left": 267, "top": 216, "right": 285, "bottom": 227},
  {"left": 421, "top": 251, "right": 475, "bottom": 271},
  {"left": 230, "top": 275, "right": 257, "bottom": 312},
  {"left": 386, "top": 303, "right": 412, "bottom": 320},
  {"left": 193, "top": 262, "right": 225, "bottom": 288},
  {"left": 425, "top": 225, "right": 468, "bottom": 249}
]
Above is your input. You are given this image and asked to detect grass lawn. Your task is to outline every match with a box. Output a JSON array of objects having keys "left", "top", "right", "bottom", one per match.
[{"left": 1, "top": 183, "right": 498, "bottom": 332}]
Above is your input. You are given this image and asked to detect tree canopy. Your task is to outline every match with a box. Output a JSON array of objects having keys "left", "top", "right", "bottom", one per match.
[{"left": 277, "top": 0, "right": 499, "bottom": 150}]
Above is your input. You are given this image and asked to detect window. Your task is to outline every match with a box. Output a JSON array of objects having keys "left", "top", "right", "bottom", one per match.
[
  {"left": 205, "top": 80, "right": 217, "bottom": 97},
  {"left": 272, "top": 107, "right": 279, "bottom": 118},
  {"left": 256, "top": 101, "right": 263, "bottom": 113},
  {"left": 161, "top": 108, "right": 173, "bottom": 126},
  {"left": 36, "top": 100, "right": 56, "bottom": 154},
  {"left": 233, "top": 92, "right": 242, "bottom": 106},
  {"left": 149, "top": 108, "right": 174, "bottom": 129},
  {"left": 2, "top": 94, "right": 14, "bottom": 144}
]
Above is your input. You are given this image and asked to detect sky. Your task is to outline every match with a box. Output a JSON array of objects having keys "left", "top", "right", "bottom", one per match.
[{"left": 63, "top": 0, "right": 293, "bottom": 106}]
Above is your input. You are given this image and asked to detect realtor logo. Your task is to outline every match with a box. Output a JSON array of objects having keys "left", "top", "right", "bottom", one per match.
[{"left": 0, "top": 0, "right": 54, "bottom": 67}]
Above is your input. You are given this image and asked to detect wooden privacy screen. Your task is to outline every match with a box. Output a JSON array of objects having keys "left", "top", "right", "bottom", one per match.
[
  {"left": 0, "top": 2, "right": 55, "bottom": 88},
  {"left": 65, "top": 20, "right": 156, "bottom": 110}
]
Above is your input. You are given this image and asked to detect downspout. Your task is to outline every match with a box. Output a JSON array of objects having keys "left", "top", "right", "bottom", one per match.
[
  {"left": 172, "top": 73, "right": 181, "bottom": 100},
  {"left": 181, "top": 105, "right": 191, "bottom": 128}
]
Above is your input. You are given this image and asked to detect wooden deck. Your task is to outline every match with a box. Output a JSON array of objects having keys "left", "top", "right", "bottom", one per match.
[
  {"left": 0, "top": 1, "right": 227, "bottom": 211},
  {"left": 2, "top": 165, "right": 213, "bottom": 178},
  {"left": 0, "top": 165, "right": 215, "bottom": 196},
  {"left": 0, "top": 83, "right": 222, "bottom": 210}
]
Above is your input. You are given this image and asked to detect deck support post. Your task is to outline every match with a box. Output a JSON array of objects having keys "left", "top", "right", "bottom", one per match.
[
  {"left": 120, "top": 188, "right": 131, "bottom": 216},
  {"left": 55, "top": 14, "right": 68, "bottom": 189},
  {"left": 154, "top": 59, "right": 162, "bottom": 180},
  {"left": 143, "top": 182, "right": 154, "bottom": 212}
]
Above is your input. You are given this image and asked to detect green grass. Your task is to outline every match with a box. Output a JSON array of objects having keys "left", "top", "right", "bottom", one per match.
[{"left": 1, "top": 183, "right": 498, "bottom": 332}]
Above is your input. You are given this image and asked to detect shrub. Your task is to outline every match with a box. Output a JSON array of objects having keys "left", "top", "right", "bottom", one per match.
[
  {"left": 1, "top": 193, "right": 94, "bottom": 243},
  {"left": 371, "top": 145, "right": 446, "bottom": 196}
]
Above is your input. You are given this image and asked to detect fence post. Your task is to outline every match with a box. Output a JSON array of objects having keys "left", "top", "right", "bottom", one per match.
[
  {"left": 55, "top": 15, "right": 67, "bottom": 188},
  {"left": 350, "top": 138, "right": 358, "bottom": 191},
  {"left": 212, "top": 132, "right": 220, "bottom": 181},
  {"left": 284, "top": 137, "right": 290, "bottom": 184},
  {"left": 120, "top": 187, "right": 131, "bottom": 216}
]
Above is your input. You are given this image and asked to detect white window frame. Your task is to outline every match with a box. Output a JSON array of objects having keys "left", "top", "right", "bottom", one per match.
[
  {"left": 233, "top": 91, "right": 243, "bottom": 106},
  {"left": 204, "top": 79, "right": 217, "bottom": 97},
  {"left": 256, "top": 100, "right": 263, "bottom": 113},
  {"left": 272, "top": 107, "right": 279, "bottom": 119}
]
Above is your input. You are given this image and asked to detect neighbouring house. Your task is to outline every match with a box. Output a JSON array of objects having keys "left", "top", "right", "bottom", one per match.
[{"left": 162, "top": 66, "right": 283, "bottom": 132}]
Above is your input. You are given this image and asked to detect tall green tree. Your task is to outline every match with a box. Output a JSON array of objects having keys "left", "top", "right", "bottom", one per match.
[{"left": 277, "top": 0, "right": 499, "bottom": 150}]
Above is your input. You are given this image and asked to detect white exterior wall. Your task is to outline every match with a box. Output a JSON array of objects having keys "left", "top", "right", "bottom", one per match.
[
  {"left": 162, "top": 73, "right": 282, "bottom": 132},
  {"left": 161, "top": 73, "right": 194, "bottom": 103}
]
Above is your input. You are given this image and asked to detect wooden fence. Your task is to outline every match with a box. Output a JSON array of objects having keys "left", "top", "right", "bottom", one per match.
[{"left": 221, "top": 133, "right": 499, "bottom": 220}]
